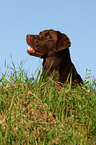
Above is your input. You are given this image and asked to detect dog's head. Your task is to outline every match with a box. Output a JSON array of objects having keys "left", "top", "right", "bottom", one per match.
[{"left": 26, "top": 29, "right": 71, "bottom": 58}]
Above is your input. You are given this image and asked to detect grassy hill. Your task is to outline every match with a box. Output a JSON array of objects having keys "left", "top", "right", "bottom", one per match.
[{"left": 0, "top": 60, "right": 96, "bottom": 144}]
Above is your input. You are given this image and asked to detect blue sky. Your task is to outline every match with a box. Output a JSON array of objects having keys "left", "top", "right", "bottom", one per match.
[{"left": 0, "top": 0, "right": 96, "bottom": 81}]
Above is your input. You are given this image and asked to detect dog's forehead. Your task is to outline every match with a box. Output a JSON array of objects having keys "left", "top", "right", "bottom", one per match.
[{"left": 39, "top": 29, "right": 57, "bottom": 36}]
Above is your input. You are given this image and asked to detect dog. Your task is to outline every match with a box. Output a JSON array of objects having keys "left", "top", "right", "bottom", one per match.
[{"left": 26, "top": 29, "right": 83, "bottom": 84}]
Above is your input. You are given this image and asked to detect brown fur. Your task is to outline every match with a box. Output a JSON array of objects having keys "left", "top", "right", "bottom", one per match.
[{"left": 26, "top": 29, "right": 83, "bottom": 84}]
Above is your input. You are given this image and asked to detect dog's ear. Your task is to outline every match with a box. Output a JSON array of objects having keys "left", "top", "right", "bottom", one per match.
[{"left": 56, "top": 31, "right": 71, "bottom": 52}]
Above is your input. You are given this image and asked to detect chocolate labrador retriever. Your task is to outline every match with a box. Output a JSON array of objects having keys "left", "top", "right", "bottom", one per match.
[{"left": 26, "top": 29, "right": 83, "bottom": 84}]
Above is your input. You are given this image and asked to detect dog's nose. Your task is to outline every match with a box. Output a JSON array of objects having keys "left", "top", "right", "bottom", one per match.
[{"left": 26, "top": 35, "right": 31, "bottom": 39}]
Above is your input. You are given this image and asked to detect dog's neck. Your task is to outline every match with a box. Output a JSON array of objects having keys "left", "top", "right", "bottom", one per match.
[{"left": 43, "top": 48, "right": 71, "bottom": 68}]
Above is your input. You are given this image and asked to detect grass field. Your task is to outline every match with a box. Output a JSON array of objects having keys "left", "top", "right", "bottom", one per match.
[{"left": 0, "top": 60, "right": 96, "bottom": 144}]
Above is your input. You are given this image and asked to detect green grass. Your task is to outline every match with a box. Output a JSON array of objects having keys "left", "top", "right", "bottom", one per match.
[{"left": 0, "top": 59, "right": 96, "bottom": 145}]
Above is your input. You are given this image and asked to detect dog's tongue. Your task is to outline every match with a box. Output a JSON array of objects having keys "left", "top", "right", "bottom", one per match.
[
  {"left": 27, "top": 47, "right": 35, "bottom": 54},
  {"left": 27, "top": 47, "right": 43, "bottom": 56}
]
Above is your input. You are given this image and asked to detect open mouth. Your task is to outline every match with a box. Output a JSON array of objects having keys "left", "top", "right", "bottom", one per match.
[{"left": 27, "top": 47, "right": 43, "bottom": 56}]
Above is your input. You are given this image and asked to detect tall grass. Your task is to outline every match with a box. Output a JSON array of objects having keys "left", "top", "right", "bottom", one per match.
[{"left": 0, "top": 59, "right": 96, "bottom": 144}]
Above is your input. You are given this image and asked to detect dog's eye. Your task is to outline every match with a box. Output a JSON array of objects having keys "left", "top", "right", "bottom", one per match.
[
  {"left": 45, "top": 33, "right": 49, "bottom": 38},
  {"left": 43, "top": 33, "right": 50, "bottom": 39}
]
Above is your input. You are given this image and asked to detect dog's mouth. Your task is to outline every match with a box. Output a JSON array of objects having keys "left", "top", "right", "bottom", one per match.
[{"left": 27, "top": 47, "right": 43, "bottom": 56}]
